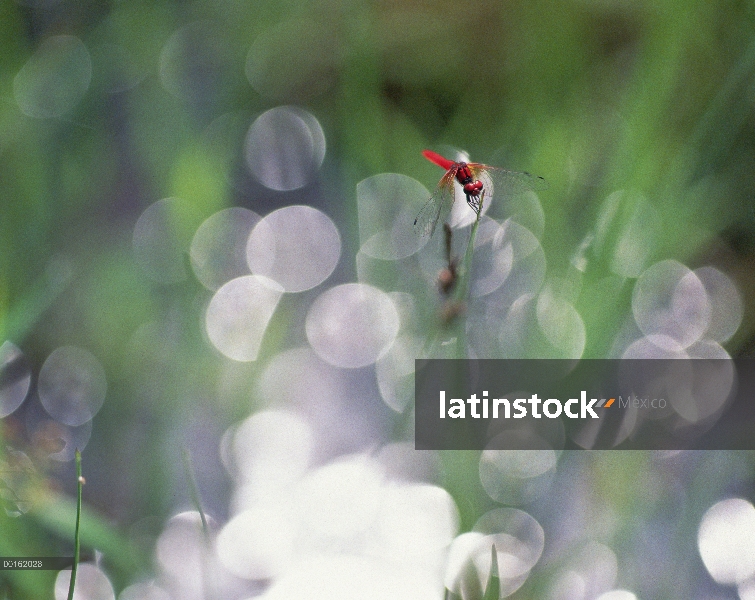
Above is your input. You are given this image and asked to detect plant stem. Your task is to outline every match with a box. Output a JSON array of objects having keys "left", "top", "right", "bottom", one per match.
[
  {"left": 182, "top": 447, "right": 215, "bottom": 600},
  {"left": 453, "top": 204, "right": 484, "bottom": 305},
  {"left": 66, "top": 449, "right": 83, "bottom": 600},
  {"left": 182, "top": 447, "right": 208, "bottom": 539},
  {"left": 446, "top": 197, "right": 485, "bottom": 358},
  {"left": 421, "top": 197, "right": 485, "bottom": 360}
]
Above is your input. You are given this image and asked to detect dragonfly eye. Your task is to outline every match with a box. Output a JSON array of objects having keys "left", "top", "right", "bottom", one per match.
[
  {"left": 463, "top": 182, "right": 478, "bottom": 194},
  {"left": 473, "top": 180, "right": 484, "bottom": 191}
]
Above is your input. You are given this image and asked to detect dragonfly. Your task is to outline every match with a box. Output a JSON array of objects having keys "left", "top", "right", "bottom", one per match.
[{"left": 413, "top": 149, "right": 548, "bottom": 238}]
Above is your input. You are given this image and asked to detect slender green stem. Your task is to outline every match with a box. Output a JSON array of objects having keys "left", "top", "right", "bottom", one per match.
[
  {"left": 66, "top": 449, "right": 83, "bottom": 600},
  {"left": 482, "top": 543, "right": 500, "bottom": 600},
  {"left": 182, "top": 447, "right": 216, "bottom": 600},
  {"left": 181, "top": 447, "right": 209, "bottom": 539},
  {"left": 420, "top": 196, "right": 485, "bottom": 360},
  {"left": 446, "top": 196, "right": 485, "bottom": 358},
  {"left": 453, "top": 204, "right": 484, "bottom": 305}
]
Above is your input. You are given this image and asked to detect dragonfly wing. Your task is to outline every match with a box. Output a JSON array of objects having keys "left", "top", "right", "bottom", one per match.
[
  {"left": 413, "top": 171, "right": 457, "bottom": 238},
  {"left": 469, "top": 164, "right": 548, "bottom": 203}
]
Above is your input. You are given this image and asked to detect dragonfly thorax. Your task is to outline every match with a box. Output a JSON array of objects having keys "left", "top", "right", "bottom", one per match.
[
  {"left": 454, "top": 163, "right": 474, "bottom": 185},
  {"left": 454, "top": 163, "right": 483, "bottom": 197}
]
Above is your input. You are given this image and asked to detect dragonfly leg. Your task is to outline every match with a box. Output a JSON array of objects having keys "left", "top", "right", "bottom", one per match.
[{"left": 466, "top": 193, "right": 482, "bottom": 214}]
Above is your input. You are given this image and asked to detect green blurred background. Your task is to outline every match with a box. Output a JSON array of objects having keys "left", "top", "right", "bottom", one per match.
[{"left": 2, "top": 0, "right": 755, "bottom": 598}]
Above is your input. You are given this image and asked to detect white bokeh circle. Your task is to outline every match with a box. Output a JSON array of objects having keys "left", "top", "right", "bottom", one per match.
[
  {"left": 205, "top": 275, "right": 284, "bottom": 361},
  {"left": 246, "top": 205, "right": 340, "bottom": 292},
  {"left": 306, "top": 283, "right": 399, "bottom": 368}
]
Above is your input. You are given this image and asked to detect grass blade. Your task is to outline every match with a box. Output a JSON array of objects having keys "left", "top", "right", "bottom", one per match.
[{"left": 66, "top": 449, "right": 83, "bottom": 600}]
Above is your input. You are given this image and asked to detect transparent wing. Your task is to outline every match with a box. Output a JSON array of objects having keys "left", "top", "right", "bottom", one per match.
[
  {"left": 413, "top": 170, "right": 458, "bottom": 238},
  {"left": 468, "top": 163, "right": 548, "bottom": 202}
]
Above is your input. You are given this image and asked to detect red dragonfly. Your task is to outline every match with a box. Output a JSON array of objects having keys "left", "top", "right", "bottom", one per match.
[{"left": 414, "top": 149, "right": 548, "bottom": 238}]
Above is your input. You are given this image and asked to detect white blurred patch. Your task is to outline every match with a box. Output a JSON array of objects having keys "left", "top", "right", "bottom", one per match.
[
  {"left": 155, "top": 512, "right": 216, "bottom": 593},
  {"left": 205, "top": 275, "right": 283, "bottom": 362},
  {"left": 38, "top": 346, "right": 106, "bottom": 426},
  {"left": 445, "top": 507, "right": 545, "bottom": 599},
  {"left": 118, "top": 581, "right": 172, "bottom": 600},
  {"left": 190, "top": 208, "right": 261, "bottom": 291},
  {"left": 369, "top": 483, "right": 459, "bottom": 564},
  {"left": 258, "top": 555, "right": 440, "bottom": 600},
  {"left": 694, "top": 266, "right": 742, "bottom": 343},
  {"left": 245, "top": 107, "right": 325, "bottom": 191},
  {"left": 595, "top": 591, "right": 637, "bottom": 600},
  {"left": 246, "top": 205, "right": 340, "bottom": 292},
  {"left": 632, "top": 260, "right": 710, "bottom": 349},
  {"left": 537, "top": 289, "right": 586, "bottom": 359},
  {"left": 306, "top": 283, "right": 399, "bottom": 368},
  {"left": 229, "top": 410, "right": 313, "bottom": 500},
  {"left": 54, "top": 563, "right": 114, "bottom": 600},
  {"left": 0, "top": 341, "right": 30, "bottom": 418},
  {"left": 296, "top": 455, "right": 385, "bottom": 546},
  {"left": 216, "top": 502, "right": 297, "bottom": 579},
  {"left": 698, "top": 498, "right": 755, "bottom": 584},
  {"left": 357, "top": 173, "right": 430, "bottom": 259}
]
